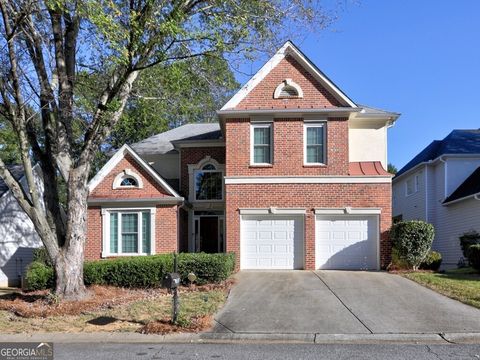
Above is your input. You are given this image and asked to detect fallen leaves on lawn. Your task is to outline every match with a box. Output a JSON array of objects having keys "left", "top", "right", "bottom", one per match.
[{"left": 138, "top": 315, "right": 214, "bottom": 335}]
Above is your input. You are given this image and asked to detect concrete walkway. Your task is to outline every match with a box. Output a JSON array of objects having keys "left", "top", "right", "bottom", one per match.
[{"left": 212, "top": 271, "right": 480, "bottom": 335}]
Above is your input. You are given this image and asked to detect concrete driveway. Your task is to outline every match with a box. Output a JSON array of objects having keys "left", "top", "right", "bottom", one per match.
[{"left": 213, "top": 271, "right": 480, "bottom": 334}]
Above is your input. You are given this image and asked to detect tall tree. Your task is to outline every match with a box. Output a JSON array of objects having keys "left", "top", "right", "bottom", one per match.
[{"left": 0, "top": 0, "right": 335, "bottom": 299}]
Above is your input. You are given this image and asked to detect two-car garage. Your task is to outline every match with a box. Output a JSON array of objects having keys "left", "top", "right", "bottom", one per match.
[{"left": 240, "top": 211, "right": 380, "bottom": 270}]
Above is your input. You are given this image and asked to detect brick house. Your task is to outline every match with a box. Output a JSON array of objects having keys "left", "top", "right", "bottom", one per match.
[{"left": 87, "top": 41, "right": 399, "bottom": 270}]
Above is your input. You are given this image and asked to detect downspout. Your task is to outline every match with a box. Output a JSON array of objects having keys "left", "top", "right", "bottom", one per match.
[
  {"left": 439, "top": 156, "right": 447, "bottom": 199},
  {"left": 424, "top": 164, "right": 428, "bottom": 222}
]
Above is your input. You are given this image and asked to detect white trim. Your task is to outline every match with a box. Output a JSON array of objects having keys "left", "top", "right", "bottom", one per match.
[
  {"left": 239, "top": 207, "right": 307, "bottom": 215},
  {"left": 173, "top": 141, "right": 225, "bottom": 148},
  {"left": 273, "top": 79, "right": 304, "bottom": 99},
  {"left": 88, "top": 197, "right": 183, "bottom": 205},
  {"left": 314, "top": 207, "right": 381, "bottom": 215},
  {"left": 112, "top": 169, "right": 144, "bottom": 189},
  {"left": 225, "top": 176, "right": 391, "bottom": 184},
  {"left": 88, "top": 144, "right": 180, "bottom": 197},
  {"left": 101, "top": 207, "right": 156, "bottom": 258},
  {"left": 303, "top": 122, "right": 326, "bottom": 166},
  {"left": 187, "top": 156, "right": 225, "bottom": 203},
  {"left": 250, "top": 123, "right": 273, "bottom": 165},
  {"left": 443, "top": 192, "right": 480, "bottom": 206},
  {"left": 221, "top": 41, "right": 356, "bottom": 110}
]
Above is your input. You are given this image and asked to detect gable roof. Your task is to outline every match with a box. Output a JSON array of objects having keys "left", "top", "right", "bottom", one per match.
[
  {"left": 221, "top": 41, "right": 357, "bottom": 110},
  {"left": 131, "top": 123, "right": 221, "bottom": 155},
  {"left": 395, "top": 130, "right": 480, "bottom": 178},
  {"left": 88, "top": 144, "right": 182, "bottom": 198},
  {"left": 443, "top": 166, "right": 480, "bottom": 205},
  {"left": 0, "top": 164, "right": 25, "bottom": 197}
]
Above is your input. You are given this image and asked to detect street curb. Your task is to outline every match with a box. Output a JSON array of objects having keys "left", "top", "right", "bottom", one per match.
[{"left": 1, "top": 332, "right": 480, "bottom": 344}]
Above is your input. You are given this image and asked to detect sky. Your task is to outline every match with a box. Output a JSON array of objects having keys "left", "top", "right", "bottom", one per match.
[{"left": 234, "top": 0, "right": 480, "bottom": 170}]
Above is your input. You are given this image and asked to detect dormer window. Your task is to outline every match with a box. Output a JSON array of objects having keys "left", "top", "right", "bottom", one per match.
[
  {"left": 274, "top": 79, "right": 303, "bottom": 99},
  {"left": 120, "top": 177, "right": 138, "bottom": 187},
  {"left": 113, "top": 169, "right": 143, "bottom": 189}
]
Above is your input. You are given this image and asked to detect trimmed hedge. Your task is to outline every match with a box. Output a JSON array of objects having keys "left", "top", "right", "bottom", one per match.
[
  {"left": 419, "top": 250, "right": 442, "bottom": 271},
  {"left": 390, "top": 220, "right": 435, "bottom": 270},
  {"left": 24, "top": 261, "right": 55, "bottom": 291},
  {"left": 24, "top": 252, "right": 235, "bottom": 291},
  {"left": 459, "top": 230, "right": 480, "bottom": 259},
  {"left": 467, "top": 244, "right": 480, "bottom": 271}
]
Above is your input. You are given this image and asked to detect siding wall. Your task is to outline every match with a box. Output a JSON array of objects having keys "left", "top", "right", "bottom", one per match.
[
  {"left": 392, "top": 167, "right": 426, "bottom": 221},
  {"left": 0, "top": 171, "right": 43, "bottom": 287}
]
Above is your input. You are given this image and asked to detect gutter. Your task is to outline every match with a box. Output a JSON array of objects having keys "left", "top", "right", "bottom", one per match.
[
  {"left": 217, "top": 107, "right": 362, "bottom": 117},
  {"left": 443, "top": 192, "right": 480, "bottom": 206},
  {"left": 88, "top": 197, "right": 184, "bottom": 206}
]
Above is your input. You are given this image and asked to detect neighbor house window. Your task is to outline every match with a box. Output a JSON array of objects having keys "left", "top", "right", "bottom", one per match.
[
  {"left": 406, "top": 174, "right": 419, "bottom": 196},
  {"left": 251, "top": 123, "right": 272, "bottom": 165},
  {"left": 108, "top": 210, "right": 152, "bottom": 255},
  {"left": 304, "top": 123, "right": 326, "bottom": 164},
  {"left": 194, "top": 164, "right": 223, "bottom": 200}
]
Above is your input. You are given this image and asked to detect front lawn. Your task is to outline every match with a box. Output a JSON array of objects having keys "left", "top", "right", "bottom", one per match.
[
  {"left": 402, "top": 268, "right": 480, "bottom": 309},
  {"left": 0, "top": 284, "right": 229, "bottom": 334}
]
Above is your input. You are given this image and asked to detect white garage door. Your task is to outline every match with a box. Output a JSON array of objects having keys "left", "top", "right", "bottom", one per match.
[
  {"left": 241, "top": 216, "right": 304, "bottom": 269},
  {"left": 316, "top": 215, "right": 378, "bottom": 270}
]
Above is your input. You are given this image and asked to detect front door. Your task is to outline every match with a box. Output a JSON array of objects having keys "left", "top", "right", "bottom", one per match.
[
  {"left": 200, "top": 217, "right": 218, "bottom": 253},
  {"left": 193, "top": 215, "right": 225, "bottom": 253}
]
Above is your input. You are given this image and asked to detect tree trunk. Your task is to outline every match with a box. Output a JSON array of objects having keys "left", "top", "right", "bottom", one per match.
[{"left": 54, "top": 166, "right": 90, "bottom": 300}]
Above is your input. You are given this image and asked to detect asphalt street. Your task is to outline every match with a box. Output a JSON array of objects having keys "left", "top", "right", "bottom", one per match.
[{"left": 54, "top": 343, "right": 480, "bottom": 360}]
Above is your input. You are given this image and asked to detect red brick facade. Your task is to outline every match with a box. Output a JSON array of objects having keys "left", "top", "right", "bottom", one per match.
[
  {"left": 236, "top": 55, "right": 342, "bottom": 110},
  {"left": 86, "top": 152, "right": 178, "bottom": 260},
  {"left": 179, "top": 147, "right": 226, "bottom": 198},
  {"left": 85, "top": 205, "right": 178, "bottom": 260},
  {"left": 89, "top": 154, "right": 171, "bottom": 199},
  {"left": 85, "top": 42, "right": 394, "bottom": 270},
  {"left": 225, "top": 118, "right": 349, "bottom": 176},
  {"left": 225, "top": 183, "right": 392, "bottom": 270}
]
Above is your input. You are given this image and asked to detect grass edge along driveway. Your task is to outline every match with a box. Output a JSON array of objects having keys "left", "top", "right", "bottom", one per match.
[{"left": 402, "top": 268, "right": 480, "bottom": 309}]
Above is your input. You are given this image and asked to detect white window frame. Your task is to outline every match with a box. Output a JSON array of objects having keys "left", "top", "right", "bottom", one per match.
[
  {"left": 193, "top": 165, "right": 224, "bottom": 202},
  {"left": 112, "top": 169, "right": 144, "bottom": 189},
  {"left": 405, "top": 174, "right": 419, "bottom": 196},
  {"left": 101, "top": 207, "right": 156, "bottom": 257},
  {"left": 303, "top": 122, "right": 326, "bottom": 166},
  {"left": 250, "top": 123, "right": 273, "bottom": 165}
]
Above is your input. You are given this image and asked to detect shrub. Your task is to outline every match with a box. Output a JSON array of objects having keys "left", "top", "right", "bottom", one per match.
[
  {"left": 459, "top": 230, "right": 480, "bottom": 259},
  {"left": 419, "top": 251, "right": 442, "bottom": 271},
  {"left": 24, "top": 252, "right": 235, "bottom": 291},
  {"left": 32, "top": 247, "right": 53, "bottom": 267},
  {"left": 177, "top": 252, "right": 235, "bottom": 285},
  {"left": 388, "top": 247, "right": 410, "bottom": 270},
  {"left": 390, "top": 220, "right": 435, "bottom": 270},
  {"left": 24, "top": 261, "right": 55, "bottom": 291},
  {"left": 467, "top": 244, "right": 480, "bottom": 271}
]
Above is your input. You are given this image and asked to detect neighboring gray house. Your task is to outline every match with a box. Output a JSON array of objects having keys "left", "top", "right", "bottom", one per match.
[
  {"left": 0, "top": 165, "right": 42, "bottom": 287},
  {"left": 392, "top": 130, "right": 480, "bottom": 268}
]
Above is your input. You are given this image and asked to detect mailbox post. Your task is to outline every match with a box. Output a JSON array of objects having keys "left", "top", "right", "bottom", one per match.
[{"left": 162, "top": 253, "right": 181, "bottom": 324}]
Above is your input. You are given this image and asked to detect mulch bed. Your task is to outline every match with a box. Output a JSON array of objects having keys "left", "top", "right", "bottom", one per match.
[{"left": 0, "top": 280, "right": 234, "bottom": 319}]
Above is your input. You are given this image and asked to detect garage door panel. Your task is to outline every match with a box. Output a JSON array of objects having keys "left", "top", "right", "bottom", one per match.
[
  {"left": 316, "top": 215, "right": 378, "bottom": 270},
  {"left": 241, "top": 216, "right": 303, "bottom": 270}
]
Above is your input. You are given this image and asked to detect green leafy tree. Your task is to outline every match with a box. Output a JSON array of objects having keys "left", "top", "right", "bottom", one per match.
[
  {"left": 0, "top": 0, "right": 336, "bottom": 299},
  {"left": 388, "top": 163, "right": 398, "bottom": 175}
]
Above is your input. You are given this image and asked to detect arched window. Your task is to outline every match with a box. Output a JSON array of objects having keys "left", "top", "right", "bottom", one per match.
[
  {"left": 113, "top": 169, "right": 143, "bottom": 189},
  {"left": 202, "top": 164, "right": 216, "bottom": 171},
  {"left": 274, "top": 78, "right": 303, "bottom": 99},
  {"left": 120, "top": 177, "right": 138, "bottom": 187}
]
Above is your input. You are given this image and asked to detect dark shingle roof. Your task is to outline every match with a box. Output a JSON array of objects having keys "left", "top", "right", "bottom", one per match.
[
  {"left": 443, "top": 166, "right": 480, "bottom": 204},
  {"left": 396, "top": 130, "right": 480, "bottom": 178},
  {"left": 0, "top": 164, "right": 25, "bottom": 197},
  {"left": 131, "top": 123, "right": 221, "bottom": 155}
]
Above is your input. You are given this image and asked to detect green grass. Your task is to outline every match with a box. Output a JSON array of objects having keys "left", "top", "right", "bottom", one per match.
[{"left": 403, "top": 268, "right": 480, "bottom": 309}]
